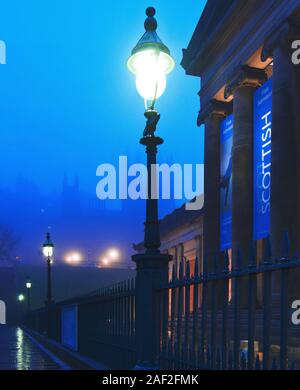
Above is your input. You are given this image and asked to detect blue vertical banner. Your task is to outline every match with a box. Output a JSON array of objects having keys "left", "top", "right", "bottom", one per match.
[
  {"left": 220, "top": 114, "right": 233, "bottom": 250},
  {"left": 253, "top": 78, "right": 272, "bottom": 240}
]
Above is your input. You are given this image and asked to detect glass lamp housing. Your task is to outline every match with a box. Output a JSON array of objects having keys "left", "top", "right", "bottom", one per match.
[{"left": 127, "top": 7, "right": 174, "bottom": 105}]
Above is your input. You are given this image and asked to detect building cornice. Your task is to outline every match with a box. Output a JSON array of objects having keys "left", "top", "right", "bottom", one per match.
[
  {"left": 261, "top": 20, "right": 300, "bottom": 61},
  {"left": 181, "top": 0, "right": 243, "bottom": 75},
  {"left": 183, "top": 0, "right": 300, "bottom": 109}
]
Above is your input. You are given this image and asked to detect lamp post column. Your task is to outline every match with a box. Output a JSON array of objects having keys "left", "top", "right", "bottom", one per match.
[
  {"left": 128, "top": 7, "right": 174, "bottom": 369},
  {"left": 42, "top": 232, "right": 54, "bottom": 337},
  {"left": 27, "top": 287, "right": 31, "bottom": 312},
  {"left": 46, "top": 256, "right": 52, "bottom": 306},
  {"left": 141, "top": 111, "right": 163, "bottom": 254},
  {"left": 132, "top": 111, "right": 171, "bottom": 369}
]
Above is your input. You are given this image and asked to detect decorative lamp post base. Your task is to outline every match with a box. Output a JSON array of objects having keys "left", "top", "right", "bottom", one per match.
[{"left": 132, "top": 252, "right": 171, "bottom": 369}]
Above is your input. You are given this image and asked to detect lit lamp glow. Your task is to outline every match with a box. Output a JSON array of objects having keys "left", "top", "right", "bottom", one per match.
[
  {"left": 42, "top": 233, "right": 54, "bottom": 258},
  {"left": 18, "top": 294, "right": 25, "bottom": 302},
  {"left": 65, "top": 251, "right": 82, "bottom": 265},
  {"left": 107, "top": 248, "right": 120, "bottom": 261},
  {"left": 98, "top": 257, "right": 110, "bottom": 268},
  {"left": 42, "top": 232, "right": 54, "bottom": 306},
  {"left": 127, "top": 7, "right": 174, "bottom": 109},
  {"left": 26, "top": 280, "right": 32, "bottom": 289}
]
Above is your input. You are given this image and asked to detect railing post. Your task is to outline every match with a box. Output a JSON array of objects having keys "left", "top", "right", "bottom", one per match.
[
  {"left": 184, "top": 261, "right": 191, "bottom": 368},
  {"left": 210, "top": 255, "right": 218, "bottom": 369},
  {"left": 247, "top": 243, "right": 257, "bottom": 370},
  {"left": 132, "top": 252, "right": 171, "bottom": 369},
  {"left": 176, "top": 261, "right": 184, "bottom": 369},
  {"left": 279, "top": 231, "right": 290, "bottom": 370},
  {"left": 262, "top": 236, "right": 272, "bottom": 370},
  {"left": 222, "top": 250, "right": 229, "bottom": 369},
  {"left": 200, "top": 258, "right": 208, "bottom": 367},
  {"left": 170, "top": 264, "right": 176, "bottom": 361},
  {"left": 233, "top": 247, "right": 242, "bottom": 370},
  {"left": 192, "top": 258, "right": 199, "bottom": 366}
]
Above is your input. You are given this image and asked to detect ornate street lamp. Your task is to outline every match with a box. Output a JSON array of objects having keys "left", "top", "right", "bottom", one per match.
[
  {"left": 25, "top": 277, "right": 32, "bottom": 312},
  {"left": 42, "top": 232, "right": 54, "bottom": 306},
  {"left": 128, "top": 7, "right": 174, "bottom": 369},
  {"left": 127, "top": 7, "right": 174, "bottom": 110},
  {"left": 127, "top": 6, "right": 174, "bottom": 253}
]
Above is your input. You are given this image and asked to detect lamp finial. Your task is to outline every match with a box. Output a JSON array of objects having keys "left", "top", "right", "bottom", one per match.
[{"left": 144, "top": 7, "right": 157, "bottom": 32}]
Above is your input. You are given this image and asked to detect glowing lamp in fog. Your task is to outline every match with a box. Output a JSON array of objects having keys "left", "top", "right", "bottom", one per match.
[
  {"left": 65, "top": 251, "right": 82, "bottom": 265},
  {"left": 18, "top": 294, "right": 25, "bottom": 302},
  {"left": 127, "top": 7, "right": 174, "bottom": 107},
  {"left": 101, "top": 257, "right": 109, "bottom": 266},
  {"left": 42, "top": 232, "right": 54, "bottom": 258},
  {"left": 107, "top": 248, "right": 120, "bottom": 261},
  {"left": 43, "top": 244, "right": 53, "bottom": 258},
  {"left": 26, "top": 280, "right": 32, "bottom": 289},
  {"left": 130, "top": 50, "right": 169, "bottom": 101}
]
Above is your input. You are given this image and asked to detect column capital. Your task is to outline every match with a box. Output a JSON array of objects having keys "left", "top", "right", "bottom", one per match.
[
  {"left": 224, "top": 65, "right": 267, "bottom": 99},
  {"left": 197, "top": 99, "right": 232, "bottom": 126},
  {"left": 261, "top": 20, "right": 300, "bottom": 61}
]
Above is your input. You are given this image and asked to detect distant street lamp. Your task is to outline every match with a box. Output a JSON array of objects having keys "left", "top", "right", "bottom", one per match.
[
  {"left": 25, "top": 278, "right": 32, "bottom": 312},
  {"left": 101, "top": 257, "right": 109, "bottom": 266},
  {"left": 128, "top": 8, "right": 174, "bottom": 368},
  {"left": 17, "top": 293, "right": 25, "bottom": 302},
  {"left": 42, "top": 232, "right": 54, "bottom": 306},
  {"left": 107, "top": 248, "right": 120, "bottom": 261},
  {"left": 65, "top": 251, "right": 82, "bottom": 265}
]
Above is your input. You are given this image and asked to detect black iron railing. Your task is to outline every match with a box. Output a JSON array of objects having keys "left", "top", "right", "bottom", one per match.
[
  {"left": 26, "top": 235, "right": 300, "bottom": 370},
  {"left": 157, "top": 237, "right": 300, "bottom": 370},
  {"left": 27, "top": 279, "right": 136, "bottom": 369}
]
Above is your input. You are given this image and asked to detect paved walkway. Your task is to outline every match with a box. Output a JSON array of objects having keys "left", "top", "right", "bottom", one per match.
[{"left": 0, "top": 326, "right": 64, "bottom": 370}]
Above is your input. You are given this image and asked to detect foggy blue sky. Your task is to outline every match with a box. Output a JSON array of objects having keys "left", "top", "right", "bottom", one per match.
[
  {"left": 0, "top": 0, "right": 205, "bottom": 192},
  {"left": 0, "top": 1, "right": 207, "bottom": 263}
]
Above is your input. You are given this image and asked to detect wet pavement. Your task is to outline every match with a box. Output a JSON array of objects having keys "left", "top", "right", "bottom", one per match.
[{"left": 0, "top": 326, "right": 62, "bottom": 370}]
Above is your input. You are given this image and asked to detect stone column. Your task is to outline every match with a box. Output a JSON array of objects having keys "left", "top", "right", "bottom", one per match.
[
  {"left": 225, "top": 67, "right": 267, "bottom": 264},
  {"left": 262, "top": 21, "right": 300, "bottom": 301},
  {"left": 225, "top": 66, "right": 267, "bottom": 306},
  {"left": 198, "top": 100, "right": 232, "bottom": 274}
]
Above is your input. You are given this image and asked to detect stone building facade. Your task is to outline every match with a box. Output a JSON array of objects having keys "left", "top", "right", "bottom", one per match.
[{"left": 180, "top": 0, "right": 300, "bottom": 304}]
